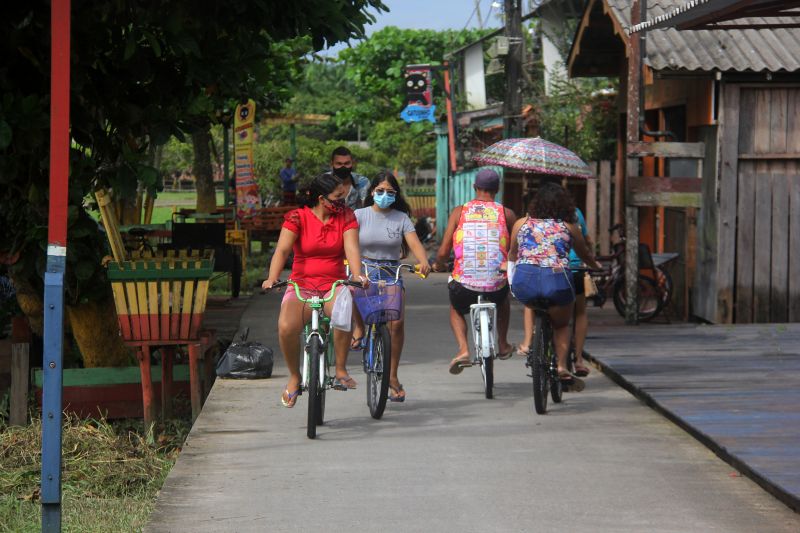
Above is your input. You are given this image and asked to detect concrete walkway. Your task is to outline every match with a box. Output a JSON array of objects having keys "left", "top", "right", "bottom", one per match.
[{"left": 146, "top": 274, "right": 799, "bottom": 532}]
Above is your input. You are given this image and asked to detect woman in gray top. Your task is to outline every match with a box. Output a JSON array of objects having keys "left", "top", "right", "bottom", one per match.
[{"left": 353, "top": 171, "right": 432, "bottom": 402}]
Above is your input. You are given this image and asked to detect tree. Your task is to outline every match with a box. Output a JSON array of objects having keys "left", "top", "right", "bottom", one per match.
[
  {"left": 336, "top": 27, "right": 492, "bottom": 178},
  {"left": 0, "top": 0, "right": 387, "bottom": 366}
]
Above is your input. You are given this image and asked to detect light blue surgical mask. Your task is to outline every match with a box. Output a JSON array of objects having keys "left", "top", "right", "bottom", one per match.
[{"left": 373, "top": 191, "right": 396, "bottom": 208}]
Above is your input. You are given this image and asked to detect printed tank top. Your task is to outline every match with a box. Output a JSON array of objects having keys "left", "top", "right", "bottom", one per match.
[
  {"left": 452, "top": 200, "right": 509, "bottom": 291},
  {"left": 516, "top": 217, "right": 572, "bottom": 268}
]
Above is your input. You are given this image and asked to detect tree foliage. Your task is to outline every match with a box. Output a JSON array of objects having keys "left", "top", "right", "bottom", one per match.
[{"left": 0, "top": 0, "right": 387, "bottom": 364}]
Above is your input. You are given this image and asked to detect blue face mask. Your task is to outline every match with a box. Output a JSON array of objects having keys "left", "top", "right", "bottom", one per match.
[{"left": 373, "top": 191, "right": 396, "bottom": 208}]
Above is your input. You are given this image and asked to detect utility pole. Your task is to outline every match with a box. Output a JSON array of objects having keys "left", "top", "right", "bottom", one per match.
[{"left": 503, "top": 0, "right": 523, "bottom": 139}]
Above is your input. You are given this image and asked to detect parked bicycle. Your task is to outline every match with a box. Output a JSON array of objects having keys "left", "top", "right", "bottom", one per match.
[
  {"left": 351, "top": 263, "right": 425, "bottom": 419},
  {"left": 589, "top": 224, "right": 673, "bottom": 321},
  {"left": 266, "top": 278, "right": 362, "bottom": 439}
]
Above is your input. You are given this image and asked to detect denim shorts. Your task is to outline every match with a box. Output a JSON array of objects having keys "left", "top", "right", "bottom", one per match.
[
  {"left": 363, "top": 259, "right": 404, "bottom": 289},
  {"left": 511, "top": 264, "right": 575, "bottom": 307}
]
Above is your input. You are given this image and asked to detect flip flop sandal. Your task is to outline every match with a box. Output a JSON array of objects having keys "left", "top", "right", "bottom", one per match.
[
  {"left": 449, "top": 356, "right": 472, "bottom": 375},
  {"left": 281, "top": 388, "right": 301, "bottom": 408},
  {"left": 350, "top": 336, "right": 364, "bottom": 351},
  {"left": 574, "top": 364, "right": 590, "bottom": 377},
  {"left": 333, "top": 376, "right": 358, "bottom": 390},
  {"left": 516, "top": 346, "right": 530, "bottom": 357},
  {"left": 558, "top": 372, "right": 586, "bottom": 392},
  {"left": 497, "top": 345, "right": 515, "bottom": 360},
  {"left": 388, "top": 384, "right": 406, "bottom": 402}
]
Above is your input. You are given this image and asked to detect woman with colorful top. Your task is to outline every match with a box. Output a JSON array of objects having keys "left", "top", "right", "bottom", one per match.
[
  {"left": 351, "top": 171, "right": 432, "bottom": 402},
  {"left": 517, "top": 205, "right": 593, "bottom": 377},
  {"left": 508, "top": 182, "right": 601, "bottom": 387},
  {"left": 262, "top": 173, "right": 368, "bottom": 408}
]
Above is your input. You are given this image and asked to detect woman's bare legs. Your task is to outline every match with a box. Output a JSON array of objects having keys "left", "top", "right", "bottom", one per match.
[
  {"left": 573, "top": 294, "right": 589, "bottom": 368},
  {"left": 548, "top": 302, "right": 575, "bottom": 373}
]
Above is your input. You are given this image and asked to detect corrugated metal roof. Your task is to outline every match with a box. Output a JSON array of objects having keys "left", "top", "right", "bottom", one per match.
[
  {"left": 630, "top": 0, "right": 800, "bottom": 33},
  {"left": 607, "top": 0, "right": 800, "bottom": 72}
]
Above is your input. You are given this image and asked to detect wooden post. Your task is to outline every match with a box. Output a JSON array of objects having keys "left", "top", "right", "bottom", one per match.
[
  {"left": 200, "top": 331, "right": 215, "bottom": 400},
  {"left": 161, "top": 347, "right": 174, "bottom": 419},
  {"left": 137, "top": 346, "right": 157, "bottom": 428},
  {"left": 188, "top": 342, "right": 202, "bottom": 421},
  {"left": 585, "top": 162, "right": 598, "bottom": 250},
  {"left": 10, "top": 343, "right": 30, "bottom": 426},
  {"left": 598, "top": 160, "right": 612, "bottom": 254},
  {"left": 624, "top": 0, "right": 643, "bottom": 325}
]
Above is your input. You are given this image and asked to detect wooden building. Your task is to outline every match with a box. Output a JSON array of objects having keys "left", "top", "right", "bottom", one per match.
[{"left": 568, "top": 0, "right": 800, "bottom": 323}]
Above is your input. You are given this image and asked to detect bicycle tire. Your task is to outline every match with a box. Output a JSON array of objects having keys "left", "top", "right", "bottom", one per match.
[
  {"left": 531, "top": 313, "right": 549, "bottom": 415},
  {"left": 306, "top": 336, "right": 323, "bottom": 439},
  {"left": 366, "top": 324, "right": 392, "bottom": 420},
  {"left": 480, "top": 355, "right": 494, "bottom": 399},
  {"left": 478, "top": 309, "right": 494, "bottom": 399},
  {"left": 613, "top": 275, "right": 663, "bottom": 322}
]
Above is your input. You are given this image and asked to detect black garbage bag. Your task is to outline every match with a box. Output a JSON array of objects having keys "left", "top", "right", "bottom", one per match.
[{"left": 216, "top": 328, "right": 274, "bottom": 379}]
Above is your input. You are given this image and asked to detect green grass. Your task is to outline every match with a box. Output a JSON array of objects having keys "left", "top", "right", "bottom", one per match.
[{"left": 0, "top": 415, "right": 189, "bottom": 532}]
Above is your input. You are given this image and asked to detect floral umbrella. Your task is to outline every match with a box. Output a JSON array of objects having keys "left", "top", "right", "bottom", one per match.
[{"left": 472, "top": 137, "right": 594, "bottom": 179}]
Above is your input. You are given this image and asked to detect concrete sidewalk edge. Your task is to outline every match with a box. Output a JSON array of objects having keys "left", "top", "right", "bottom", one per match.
[{"left": 585, "top": 350, "right": 800, "bottom": 514}]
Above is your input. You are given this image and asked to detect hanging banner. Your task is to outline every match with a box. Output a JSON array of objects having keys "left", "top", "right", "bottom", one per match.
[
  {"left": 233, "top": 99, "right": 261, "bottom": 218},
  {"left": 400, "top": 67, "right": 436, "bottom": 123}
]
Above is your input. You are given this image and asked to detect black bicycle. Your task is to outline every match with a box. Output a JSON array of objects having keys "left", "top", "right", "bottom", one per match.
[{"left": 526, "top": 300, "right": 562, "bottom": 414}]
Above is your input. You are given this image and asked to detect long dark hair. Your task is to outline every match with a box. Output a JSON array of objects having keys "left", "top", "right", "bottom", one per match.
[
  {"left": 296, "top": 172, "right": 343, "bottom": 208},
  {"left": 527, "top": 182, "right": 577, "bottom": 223},
  {"left": 363, "top": 171, "right": 411, "bottom": 216},
  {"left": 363, "top": 170, "right": 412, "bottom": 257}
]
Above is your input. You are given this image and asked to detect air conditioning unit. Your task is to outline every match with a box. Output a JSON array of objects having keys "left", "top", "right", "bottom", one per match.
[
  {"left": 494, "top": 36, "right": 509, "bottom": 56},
  {"left": 486, "top": 58, "right": 504, "bottom": 76}
]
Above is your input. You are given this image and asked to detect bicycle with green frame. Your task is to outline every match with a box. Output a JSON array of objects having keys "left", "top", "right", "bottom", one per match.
[
  {"left": 351, "top": 263, "right": 425, "bottom": 419},
  {"left": 268, "top": 278, "right": 362, "bottom": 439}
]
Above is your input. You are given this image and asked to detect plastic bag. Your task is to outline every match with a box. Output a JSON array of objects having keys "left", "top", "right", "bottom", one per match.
[
  {"left": 506, "top": 261, "right": 516, "bottom": 287},
  {"left": 216, "top": 328, "right": 274, "bottom": 379},
  {"left": 330, "top": 286, "right": 353, "bottom": 331}
]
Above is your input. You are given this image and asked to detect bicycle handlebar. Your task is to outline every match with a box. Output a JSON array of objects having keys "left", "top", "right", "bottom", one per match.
[
  {"left": 361, "top": 262, "right": 428, "bottom": 281},
  {"left": 261, "top": 278, "right": 363, "bottom": 301}
]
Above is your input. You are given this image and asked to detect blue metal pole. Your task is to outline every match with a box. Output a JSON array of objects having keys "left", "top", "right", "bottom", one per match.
[
  {"left": 41, "top": 252, "right": 66, "bottom": 532},
  {"left": 42, "top": 0, "right": 70, "bottom": 530}
]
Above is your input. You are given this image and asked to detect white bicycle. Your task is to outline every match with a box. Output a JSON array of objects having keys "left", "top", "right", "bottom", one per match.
[{"left": 469, "top": 295, "right": 499, "bottom": 399}]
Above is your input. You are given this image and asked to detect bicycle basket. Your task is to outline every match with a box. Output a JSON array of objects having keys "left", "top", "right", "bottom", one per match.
[{"left": 352, "top": 283, "right": 403, "bottom": 324}]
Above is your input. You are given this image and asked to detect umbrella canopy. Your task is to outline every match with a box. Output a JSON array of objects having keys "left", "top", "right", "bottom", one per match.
[{"left": 472, "top": 137, "right": 594, "bottom": 179}]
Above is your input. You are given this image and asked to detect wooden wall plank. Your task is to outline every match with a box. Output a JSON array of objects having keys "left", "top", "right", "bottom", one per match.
[
  {"left": 716, "top": 84, "right": 741, "bottom": 324},
  {"left": 599, "top": 160, "right": 612, "bottom": 255},
  {"left": 693, "top": 125, "right": 719, "bottom": 323},
  {"left": 790, "top": 161, "right": 800, "bottom": 321},
  {"left": 585, "top": 161, "right": 598, "bottom": 249},
  {"left": 769, "top": 89, "right": 788, "bottom": 154},
  {"left": 770, "top": 164, "right": 789, "bottom": 322},
  {"left": 627, "top": 141, "right": 705, "bottom": 158},
  {"left": 735, "top": 161, "right": 755, "bottom": 323},
  {"left": 752, "top": 164, "right": 773, "bottom": 323},
  {"left": 10, "top": 343, "right": 29, "bottom": 426}
]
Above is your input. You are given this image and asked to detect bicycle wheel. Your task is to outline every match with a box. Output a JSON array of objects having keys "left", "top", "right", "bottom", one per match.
[
  {"left": 477, "top": 309, "right": 494, "bottom": 399},
  {"left": 480, "top": 355, "right": 494, "bottom": 400},
  {"left": 530, "top": 313, "right": 549, "bottom": 415},
  {"left": 306, "top": 336, "right": 324, "bottom": 439},
  {"left": 549, "top": 340, "right": 563, "bottom": 404},
  {"left": 366, "top": 324, "right": 392, "bottom": 420},
  {"left": 613, "top": 275, "right": 662, "bottom": 322}
]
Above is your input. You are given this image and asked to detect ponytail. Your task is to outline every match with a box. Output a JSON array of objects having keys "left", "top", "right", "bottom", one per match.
[{"left": 297, "top": 172, "right": 343, "bottom": 208}]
